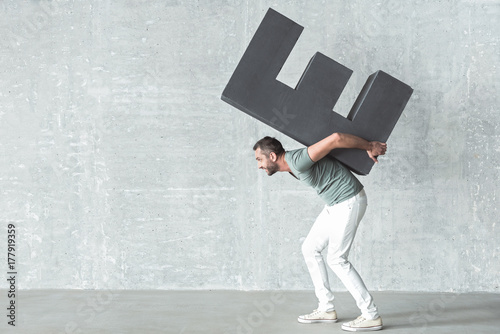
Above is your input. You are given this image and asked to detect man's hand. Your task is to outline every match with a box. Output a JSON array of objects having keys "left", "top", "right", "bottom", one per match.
[{"left": 367, "top": 142, "right": 387, "bottom": 163}]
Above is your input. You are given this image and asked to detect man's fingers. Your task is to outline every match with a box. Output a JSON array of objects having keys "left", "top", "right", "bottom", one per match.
[
  {"left": 368, "top": 152, "right": 379, "bottom": 163},
  {"left": 379, "top": 143, "right": 387, "bottom": 155},
  {"left": 368, "top": 142, "right": 386, "bottom": 162}
]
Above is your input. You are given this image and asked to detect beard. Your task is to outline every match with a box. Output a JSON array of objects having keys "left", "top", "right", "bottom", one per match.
[{"left": 265, "top": 161, "right": 280, "bottom": 176}]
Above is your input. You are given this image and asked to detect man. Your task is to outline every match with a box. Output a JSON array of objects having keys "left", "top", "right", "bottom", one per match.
[{"left": 253, "top": 132, "right": 387, "bottom": 332}]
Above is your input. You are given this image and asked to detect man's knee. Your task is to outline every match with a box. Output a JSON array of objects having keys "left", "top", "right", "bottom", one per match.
[
  {"left": 302, "top": 238, "right": 323, "bottom": 259},
  {"left": 301, "top": 240, "right": 313, "bottom": 257},
  {"left": 327, "top": 256, "right": 350, "bottom": 270}
]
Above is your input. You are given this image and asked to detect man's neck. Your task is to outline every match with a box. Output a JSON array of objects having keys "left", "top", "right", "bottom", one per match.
[{"left": 277, "top": 154, "right": 291, "bottom": 173}]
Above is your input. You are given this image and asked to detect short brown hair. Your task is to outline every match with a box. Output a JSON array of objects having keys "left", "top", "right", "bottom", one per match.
[{"left": 253, "top": 136, "right": 285, "bottom": 157}]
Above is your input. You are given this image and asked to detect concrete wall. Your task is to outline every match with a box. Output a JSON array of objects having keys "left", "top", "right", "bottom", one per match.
[{"left": 0, "top": 0, "right": 498, "bottom": 292}]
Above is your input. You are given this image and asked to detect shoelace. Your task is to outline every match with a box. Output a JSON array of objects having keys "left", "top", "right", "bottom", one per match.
[
  {"left": 310, "top": 310, "right": 322, "bottom": 316},
  {"left": 351, "top": 316, "right": 366, "bottom": 325}
]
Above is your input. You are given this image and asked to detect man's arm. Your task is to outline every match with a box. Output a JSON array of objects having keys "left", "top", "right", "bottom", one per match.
[{"left": 307, "top": 133, "right": 387, "bottom": 163}]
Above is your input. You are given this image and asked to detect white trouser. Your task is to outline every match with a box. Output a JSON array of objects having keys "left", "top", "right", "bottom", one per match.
[{"left": 301, "top": 189, "right": 379, "bottom": 320}]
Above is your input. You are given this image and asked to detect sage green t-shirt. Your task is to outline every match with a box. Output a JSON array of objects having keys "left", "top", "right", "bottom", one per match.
[{"left": 285, "top": 148, "right": 363, "bottom": 206}]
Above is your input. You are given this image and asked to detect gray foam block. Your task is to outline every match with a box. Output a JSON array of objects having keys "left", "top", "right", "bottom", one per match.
[{"left": 221, "top": 8, "right": 413, "bottom": 175}]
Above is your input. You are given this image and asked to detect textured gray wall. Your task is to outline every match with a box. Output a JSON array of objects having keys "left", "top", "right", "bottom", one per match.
[{"left": 0, "top": 0, "right": 498, "bottom": 292}]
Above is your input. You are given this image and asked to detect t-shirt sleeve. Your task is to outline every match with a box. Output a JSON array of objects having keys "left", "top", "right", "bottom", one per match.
[{"left": 287, "top": 148, "right": 315, "bottom": 172}]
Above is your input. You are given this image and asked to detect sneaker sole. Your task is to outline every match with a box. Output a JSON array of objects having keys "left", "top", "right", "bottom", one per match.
[
  {"left": 298, "top": 318, "right": 338, "bottom": 324},
  {"left": 341, "top": 324, "right": 383, "bottom": 331}
]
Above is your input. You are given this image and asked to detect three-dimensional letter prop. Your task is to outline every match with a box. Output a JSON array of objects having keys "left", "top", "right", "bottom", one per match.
[{"left": 221, "top": 8, "right": 413, "bottom": 175}]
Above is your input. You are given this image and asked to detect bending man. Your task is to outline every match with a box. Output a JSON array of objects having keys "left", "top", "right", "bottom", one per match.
[{"left": 253, "top": 132, "right": 386, "bottom": 332}]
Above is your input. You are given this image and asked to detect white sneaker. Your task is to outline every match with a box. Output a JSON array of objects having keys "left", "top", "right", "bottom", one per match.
[
  {"left": 297, "top": 309, "right": 338, "bottom": 323},
  {"left": 341, "top": 315, "right": 383, "bottom": 331}
]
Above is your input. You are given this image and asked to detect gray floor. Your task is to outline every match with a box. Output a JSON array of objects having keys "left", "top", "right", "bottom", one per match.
[{"left": 0, "top": 290, "right": 499, "bottom": 333}]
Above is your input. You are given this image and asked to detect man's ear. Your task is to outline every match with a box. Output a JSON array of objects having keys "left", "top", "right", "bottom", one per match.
[{"left": 269, "top": 152, "right": 276, "bottom": 162}]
